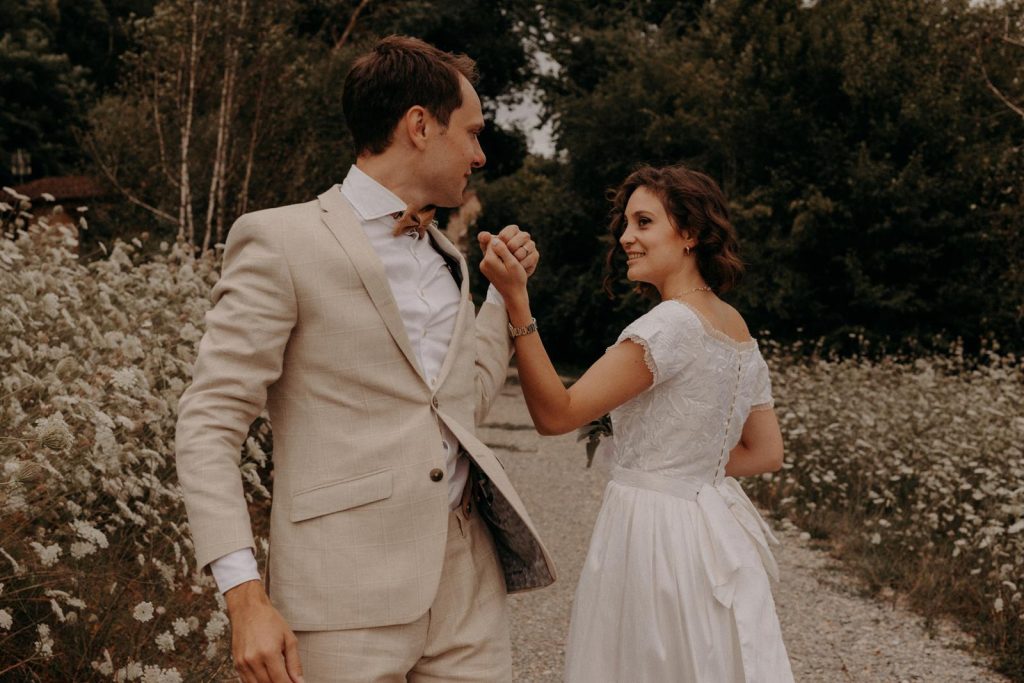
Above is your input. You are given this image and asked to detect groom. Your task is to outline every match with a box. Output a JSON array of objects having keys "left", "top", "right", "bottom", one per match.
[{"left": 175, "top": 36, "right": 555, "bottom": 683}]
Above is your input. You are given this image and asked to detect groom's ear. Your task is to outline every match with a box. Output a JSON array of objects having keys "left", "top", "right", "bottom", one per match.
[{"left": 402, "top": 106, "right": 430, "bottom": 150}]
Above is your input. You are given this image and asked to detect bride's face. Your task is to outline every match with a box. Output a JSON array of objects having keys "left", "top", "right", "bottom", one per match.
[{"left": 619, "top": 186, "right": 691, "bottom": 289}]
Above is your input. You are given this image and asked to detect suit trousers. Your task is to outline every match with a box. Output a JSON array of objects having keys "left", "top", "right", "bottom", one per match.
[{"left": 295, "top": 505, "right": 512, "bottom": 682}]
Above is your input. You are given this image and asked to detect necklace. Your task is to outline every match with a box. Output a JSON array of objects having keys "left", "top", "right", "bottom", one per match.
[{"left": 667, "top": 285, "right": 712, "bottom": 300}]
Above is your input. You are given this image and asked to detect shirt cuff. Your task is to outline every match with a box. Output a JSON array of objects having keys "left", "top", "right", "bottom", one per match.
[
  {"left": 485, "top": 284, "right": 505, "bottom": 307},
  {"left": 209, "top": 548, "right": 261, "bottom": 594}
]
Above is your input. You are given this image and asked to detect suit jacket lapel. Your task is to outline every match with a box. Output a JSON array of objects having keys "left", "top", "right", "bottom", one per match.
[
  {"left": 317, "top": 186, "right": 424, "bottom": 382},
  {"left": 428, "top": 224, "right": 472, "bottom": 388}
]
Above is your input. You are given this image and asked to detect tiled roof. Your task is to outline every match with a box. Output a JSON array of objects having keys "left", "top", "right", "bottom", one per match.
[{"left": 12, "top": 175, "right": 110, "bottom": 201}]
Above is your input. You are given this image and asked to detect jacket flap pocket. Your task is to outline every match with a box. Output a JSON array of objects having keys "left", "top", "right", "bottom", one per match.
[{"left": 289, "top": 469, "right": 393, "bottom": 522}]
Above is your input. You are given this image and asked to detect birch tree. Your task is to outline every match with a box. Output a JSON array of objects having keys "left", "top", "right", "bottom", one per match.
[{"left": 84, "top": 0, "right": 319, "bottom": 251}]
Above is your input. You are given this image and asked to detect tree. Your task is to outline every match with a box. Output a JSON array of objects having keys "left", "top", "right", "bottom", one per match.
[
  {"left": 477, "top": 0, "right": 1024, "bottom": 362},
  {"left": 84, "top": 0, "right": 346, "bottom": 249},
  {"left": 293, "top": 0, "right": 538, "bottom": 180},
  {"left": 0, "top": 0, "right": 92, "bottom": 184},
  {"left": 83, "top": 0, "right": 542, "bottom": 249}
]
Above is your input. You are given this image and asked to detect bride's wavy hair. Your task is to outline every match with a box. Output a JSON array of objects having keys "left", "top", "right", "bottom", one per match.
[{"left": 604, "top": 165, "right": 744, "bottom": 299}]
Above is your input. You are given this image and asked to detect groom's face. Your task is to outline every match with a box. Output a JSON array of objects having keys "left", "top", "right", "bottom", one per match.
[{"left": 422, "top": 75, "right": 487, "bottom": 208}]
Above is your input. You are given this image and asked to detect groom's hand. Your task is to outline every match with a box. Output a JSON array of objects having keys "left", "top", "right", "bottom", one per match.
[
  {"left": 479, "top": 224, "right": 539, "bottom": 276},
  {"left": 225, "top": 580, "right": 305, "bottom": 683}
]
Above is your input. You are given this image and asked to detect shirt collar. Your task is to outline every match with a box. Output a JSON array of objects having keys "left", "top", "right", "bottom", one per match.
[{"left": 340, "top": 165, "right": 407, "bottom": 222}]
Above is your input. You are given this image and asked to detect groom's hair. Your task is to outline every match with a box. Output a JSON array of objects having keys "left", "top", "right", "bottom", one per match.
[{"left": 343, "top": 36, "right": 479, "bottom": 156}]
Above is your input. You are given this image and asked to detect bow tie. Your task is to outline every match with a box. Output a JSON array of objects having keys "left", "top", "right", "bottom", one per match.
[{"left": 391, "top": 206, "right": 437, "bottom": 239}]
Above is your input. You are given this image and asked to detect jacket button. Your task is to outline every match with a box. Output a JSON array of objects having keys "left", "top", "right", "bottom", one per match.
[
  {"left": 429, "top": 468, "right": 444, "bottom": 482},
  {"left": 431, "top": 396, "right": 439, "bottom": 409}
]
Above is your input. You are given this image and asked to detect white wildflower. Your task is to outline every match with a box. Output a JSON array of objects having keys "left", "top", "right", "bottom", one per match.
[
  {"left": 35, "top": 623, "right": 54, "bottom": 658},
  {"left": 115, "top": 415, "right": 137, "bottom": 431},
  {"left": 172, "top": 617, "right": 190, "bottom": 636},
  {"left": 91, "top": 650, "right": 114, "bottom": 676},
  {"left": 40, "top": 292, "right": 60, "bottom": 318},
  {"left": 72, "top": 520, "right": 109, "bottom": 548},
  {"left": 0, "top": 608, "right": 12, "bottom": 630},
  {"left": 115, "top": 661, "right": 144, "bottom": 682},
  {"left": 94, "top": 424, "right": 118, "bottom": 460},
  {"left": 132, "top": 601, "right": 155, "bottom": 622},
  {"left": 71, "top": 541, "right": 97, "bottom": 559},
  {"left": 110, "top": 367, "right": 138, "bottom": 392},
  {"left": 203, "top": 610, "right": 229, "bottom": 640},
  {"left": 995, "top": 597, "right": 1005, "bottom": 613},
  {"left": 121, "top": 335, "right": 146, "bottom": 361},
  {"left": 179, "top": 323, "right": 202, "bottom": 343},
  {"left": 30, "top": 541, "right": 62, "bottom": 567},
  {"left": 155, "top": 630, "right": 175, "bottom": 652},
  {"left": 870, "top": 533, "right": 882, "bottom": 545}
]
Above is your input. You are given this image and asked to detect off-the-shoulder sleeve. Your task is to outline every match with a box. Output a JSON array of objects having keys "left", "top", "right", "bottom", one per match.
[
  {"left": 609, "top": 302, "right": 700, "bottom": 386},
  {"left": 750, "top": 349, "right": 774, "bottom": 411}
]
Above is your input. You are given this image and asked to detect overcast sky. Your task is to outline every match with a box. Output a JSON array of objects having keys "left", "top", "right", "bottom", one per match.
[{"left": 493, "top": 51, "right": 559, "bottom": 157}]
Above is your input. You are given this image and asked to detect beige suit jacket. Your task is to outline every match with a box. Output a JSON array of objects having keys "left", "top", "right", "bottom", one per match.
[{"left": 175, "top": 187, "right": 555, "bottom": 631}]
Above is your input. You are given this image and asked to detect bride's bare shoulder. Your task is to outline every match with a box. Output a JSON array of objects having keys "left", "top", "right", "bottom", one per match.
[{"left": 714, "top": 300, "right": 753, "bottom": 343}]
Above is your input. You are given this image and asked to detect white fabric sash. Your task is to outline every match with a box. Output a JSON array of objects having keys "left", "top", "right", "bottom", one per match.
[
  {"left": 610, "top": 465, "right": 783, "bottom": 681},
  {"left": 610, "top": 466, "right": 779, "bottom": 603}
]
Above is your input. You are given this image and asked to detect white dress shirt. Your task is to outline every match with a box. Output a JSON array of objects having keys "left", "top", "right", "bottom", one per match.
[{"left": 209, "top": 166, "right": 503, "bottom": 593}]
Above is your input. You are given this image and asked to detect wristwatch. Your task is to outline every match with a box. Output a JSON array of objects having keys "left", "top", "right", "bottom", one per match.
[{"left": 508, "top": 317, "right": 538, "bottom": 338}]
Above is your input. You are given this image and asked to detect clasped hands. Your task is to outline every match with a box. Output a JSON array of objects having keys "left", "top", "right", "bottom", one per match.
[{"left": 478, "top": 224, "right": 536, "bottom": 303}]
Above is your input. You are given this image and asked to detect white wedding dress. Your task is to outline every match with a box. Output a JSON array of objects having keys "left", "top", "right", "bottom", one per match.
[{"left": 564, "top": 300, "right": 794, "bottom": 683}]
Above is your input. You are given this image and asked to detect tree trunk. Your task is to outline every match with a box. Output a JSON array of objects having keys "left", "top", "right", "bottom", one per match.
[
  {"left": 218, "top": 0, "right": 246, "bottom": 245},
  {"left": 179, "top": 0, "right": 200, "bottom": 245},
  {"left": 333, "top": 0, "right": 371, "bottom": 52},
  {"left": 152, "top": 74, "right": 179, "bottom": 189},
  {"left": 239, "top": 61, "right": 267, "bottom": 217},
  {"left": 203, "top": 2, "right": 240, "bottom": 252}
]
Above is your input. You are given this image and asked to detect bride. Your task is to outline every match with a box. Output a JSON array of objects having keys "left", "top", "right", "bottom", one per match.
[{"left": 479, "top": 164, "right": 794, "bottom": 682}]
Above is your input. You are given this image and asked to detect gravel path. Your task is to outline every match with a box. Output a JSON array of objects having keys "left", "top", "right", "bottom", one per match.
[{"left": 481, "top": 382, "right": 1008, "bottom": 683}]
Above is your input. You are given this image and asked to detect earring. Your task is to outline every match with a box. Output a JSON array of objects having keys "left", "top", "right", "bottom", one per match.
[{"left": 683, "top": 245, "right": 692, "bottom": 256}]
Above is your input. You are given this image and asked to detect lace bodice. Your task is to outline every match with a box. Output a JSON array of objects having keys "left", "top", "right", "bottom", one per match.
[{"left": 609, "top": 300, "right": 774, "bottom": 484}]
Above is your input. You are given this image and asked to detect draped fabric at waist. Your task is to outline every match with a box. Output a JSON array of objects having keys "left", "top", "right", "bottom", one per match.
[
  {"left": 610, "top": 465, "right": 782, "bottom": 683},
  {"left": 610, "top": 465, "right": 704, "bottom": 501}
]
